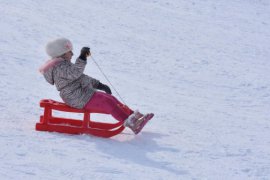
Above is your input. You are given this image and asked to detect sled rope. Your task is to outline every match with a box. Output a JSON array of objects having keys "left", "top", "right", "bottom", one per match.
[{"left": 91, "top": 56, "right": 127, "bottom": 105}]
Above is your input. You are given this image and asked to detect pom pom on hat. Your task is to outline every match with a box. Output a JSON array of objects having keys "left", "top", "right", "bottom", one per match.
[{"left": 46, "top": 38, "right": 73, "bottom": 58}]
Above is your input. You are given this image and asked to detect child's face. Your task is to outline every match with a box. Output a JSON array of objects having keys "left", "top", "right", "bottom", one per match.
[{"left": 63, "top": 51, "right": 73, "bottom": 61}]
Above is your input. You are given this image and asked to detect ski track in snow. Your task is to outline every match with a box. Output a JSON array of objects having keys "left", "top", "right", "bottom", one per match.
[{"left": 1, "top": 0, "right": 270, "bottom": 179}]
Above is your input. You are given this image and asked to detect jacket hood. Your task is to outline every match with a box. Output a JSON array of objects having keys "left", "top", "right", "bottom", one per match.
[
  {"left": 43, "top": 67, "right": 55, "bottom": 85},
  {"left": 39, "top": 57, "right": 65, "bottom": 74},
  {"left": 39, "top": 57, "right": 65, "bottom": 85}
]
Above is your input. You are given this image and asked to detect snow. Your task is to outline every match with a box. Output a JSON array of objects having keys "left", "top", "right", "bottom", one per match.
[{"left": 1, "top": 0, "right": 270, "bottom": 179}]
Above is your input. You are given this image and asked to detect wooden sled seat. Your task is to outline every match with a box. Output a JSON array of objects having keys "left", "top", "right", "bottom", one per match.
[{"left": 36, "top": 99, "right": 125, "bottom": 138}]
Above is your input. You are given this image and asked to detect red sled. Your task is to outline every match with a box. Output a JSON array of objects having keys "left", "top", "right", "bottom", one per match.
[{"left": 36, "top": 99, "right": 125, "bottom": 138}]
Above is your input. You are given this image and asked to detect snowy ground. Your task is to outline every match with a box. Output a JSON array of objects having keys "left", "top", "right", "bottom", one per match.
[{"left": 1, "top": 0, "right": 270, "bottom": 179}]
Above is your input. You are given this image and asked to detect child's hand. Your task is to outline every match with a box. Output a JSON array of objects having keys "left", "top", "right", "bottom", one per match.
[
  {"left": 97, "top": 82, "right": 112, "bottom": 94},
  {"left": 79, "top": 47, "right": 91, "bottom": 60}
]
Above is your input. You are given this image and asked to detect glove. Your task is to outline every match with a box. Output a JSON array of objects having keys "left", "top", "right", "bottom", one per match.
[
  {"left": 97, "top": 82, "right": 112, "bottom": 94},
  {"left": 79, "top": 47, "right": 91, "bottom": 60}
]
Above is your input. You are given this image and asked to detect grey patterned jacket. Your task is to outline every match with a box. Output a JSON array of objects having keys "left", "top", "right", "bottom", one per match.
[{"left": 43, "top": 58, "right": 100, "bottom": 109}]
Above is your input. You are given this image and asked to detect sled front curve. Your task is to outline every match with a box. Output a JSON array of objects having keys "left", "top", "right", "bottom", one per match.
[{"left": 36, "top": 99, "right": 125, "bottom": 138}]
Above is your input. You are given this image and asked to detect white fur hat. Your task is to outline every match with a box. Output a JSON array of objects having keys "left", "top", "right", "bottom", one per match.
[{"left": 46, "top": 38, "right": 73, "bottom": 58}]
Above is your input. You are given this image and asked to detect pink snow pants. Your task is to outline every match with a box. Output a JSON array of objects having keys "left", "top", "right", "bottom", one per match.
[{"left": 84, "top": 91, "right": 133, "bottom": 122}]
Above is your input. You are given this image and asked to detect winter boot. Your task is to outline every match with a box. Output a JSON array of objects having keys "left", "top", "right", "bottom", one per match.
[
  {"left": 124, "top": 112, "right": 154, "bottom": 134},
  {"left": 123, "top": 111, "right": 143, "bottom": 127},
  {"left": 124, "top": 113, "right": 136, "bottom": 129},
  {"left": 134, "top": 110, "right": 143, "bottom": 120},
  {"left": 132, "top": 113, "right": 154, "bottom": 134}
]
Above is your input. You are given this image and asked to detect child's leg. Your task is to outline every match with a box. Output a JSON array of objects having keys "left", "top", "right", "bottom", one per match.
[
  {"left": 95, "top": 92, "right": 134, "bottom": 115},
  {"left": 84, "top": 92, "right": 132, "bottom": 122},
  {"left": 106, "top": 94, "right": 134, "bottom": 114}
]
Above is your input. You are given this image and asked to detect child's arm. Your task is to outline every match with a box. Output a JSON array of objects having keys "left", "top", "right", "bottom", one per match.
[
  {"left": 60, "top": 47, "right": 90, "bottom": 80},
  {"left": 60, "top": 58, "right": 87, "bottom": 80}
]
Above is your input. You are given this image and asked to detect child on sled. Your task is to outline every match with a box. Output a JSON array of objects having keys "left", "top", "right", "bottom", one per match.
[{"left": 39, "top": 38, "right": 154, "bottom": 134}]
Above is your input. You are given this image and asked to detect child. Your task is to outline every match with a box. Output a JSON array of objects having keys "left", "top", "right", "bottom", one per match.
[{"left": 39, "top": 38, "right": 154, "bottom": 134}]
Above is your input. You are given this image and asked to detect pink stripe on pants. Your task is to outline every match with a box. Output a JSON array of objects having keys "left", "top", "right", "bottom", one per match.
[{"left": 84, "top": 92, "right": 133, "bottom": 122}]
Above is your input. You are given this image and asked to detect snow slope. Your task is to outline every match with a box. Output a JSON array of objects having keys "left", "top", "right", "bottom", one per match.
[{"left": 1, "top": 0, "right": 270, "bottom": 179}]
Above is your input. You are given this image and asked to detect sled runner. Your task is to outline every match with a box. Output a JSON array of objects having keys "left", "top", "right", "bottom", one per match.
[{"left": 36, "top": 99, "right": 125, "bottom": 138}]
